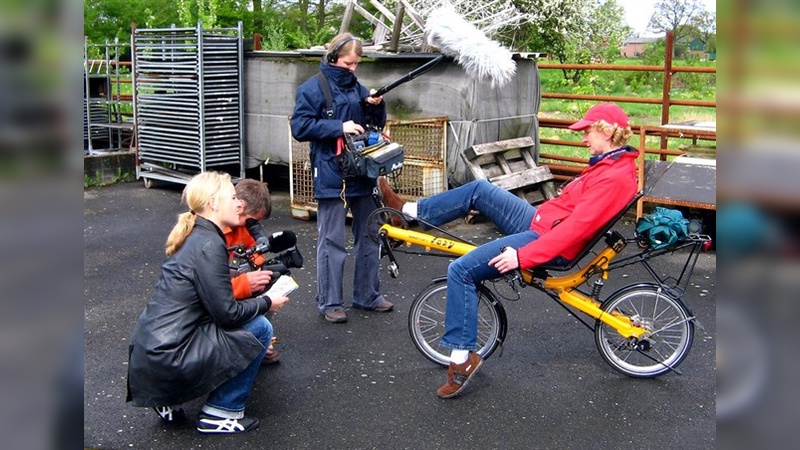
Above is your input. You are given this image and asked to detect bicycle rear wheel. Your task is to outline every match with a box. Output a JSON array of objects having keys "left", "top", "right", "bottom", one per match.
[
  {"left": 595, "top": 283, "right": 694, "bottom": 378},
  {"left": 408, "top": 279, "right": 506, "bottom": 366}
]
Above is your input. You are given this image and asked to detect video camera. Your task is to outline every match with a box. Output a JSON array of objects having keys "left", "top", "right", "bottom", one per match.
[
  {"left": 261, "top": 245, "right": 304, "bottom": 276},
  {"left": 228, "top": 219, "right": 304, "bottom": 278}
]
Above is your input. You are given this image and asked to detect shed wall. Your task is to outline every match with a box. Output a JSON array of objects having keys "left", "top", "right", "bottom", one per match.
[{"left": 244, "top": 51, "right": 540, "bottom": 186}]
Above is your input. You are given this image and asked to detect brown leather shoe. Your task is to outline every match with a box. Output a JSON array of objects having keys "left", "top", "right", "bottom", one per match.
[
  {"left": 437, "top": 351, "right": 483, "bottom": 399},
  {"left": 323, "top": 309, "right": 348, "bottom": 323},
  {"left": 373, "top": 299, "right": 394, "bottom": 312},
  {"left": 378, "top": 176, "right": 405, "bottom": 211},
  {"left": 353, "top": 299, "right": 394, "bottom": 312}
]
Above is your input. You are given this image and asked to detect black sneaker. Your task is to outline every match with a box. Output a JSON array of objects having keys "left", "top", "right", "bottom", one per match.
[
  {"left": 153, "top": 406, "right": 184, "bottom": 423},
  {"left": 196, "top": 413, "right": 260, "bottom": 434}
]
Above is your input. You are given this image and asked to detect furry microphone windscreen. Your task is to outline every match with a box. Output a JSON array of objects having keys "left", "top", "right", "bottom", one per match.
[{"left": 424, "top": 1, "right": 516, "bottom": 88}]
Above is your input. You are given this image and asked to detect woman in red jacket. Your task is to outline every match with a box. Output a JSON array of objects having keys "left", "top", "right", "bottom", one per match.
[{"left": 378, "top": 103, "right": 639, "bottom": 399}]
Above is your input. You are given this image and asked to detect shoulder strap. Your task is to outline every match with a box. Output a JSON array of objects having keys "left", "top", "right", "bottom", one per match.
[{"left": 315, "top": 72, "right": 334, "bottom": 119}]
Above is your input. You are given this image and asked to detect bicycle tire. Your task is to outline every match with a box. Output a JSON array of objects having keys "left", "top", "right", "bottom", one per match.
[
  {"left": 408, "top": 278, "right": 507, "bottom": 366},
  {"left": 595, "top": 283, "right": 694, "bottom": 378}
]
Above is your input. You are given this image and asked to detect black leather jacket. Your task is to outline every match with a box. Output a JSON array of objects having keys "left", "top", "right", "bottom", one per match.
[{"left": 126, "top": 217, "right": 271, "bottom": 407}]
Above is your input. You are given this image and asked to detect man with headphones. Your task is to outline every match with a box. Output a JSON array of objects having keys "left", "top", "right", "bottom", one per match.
[{"left": 290, "top": 33, "right": 391, "bottom": 324}]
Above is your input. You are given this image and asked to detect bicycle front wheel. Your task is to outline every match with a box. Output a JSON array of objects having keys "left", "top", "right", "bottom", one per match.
[
  {"left": 408, "top": 279, "right": 506, "bottom": 366},
  {"left": 595, "top": 283, "right": 694, "bottom": 378}
]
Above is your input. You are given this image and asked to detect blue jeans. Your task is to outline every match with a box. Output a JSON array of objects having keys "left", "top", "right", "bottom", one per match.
[
  {"left": 315, "top": 195, "right": 385, "bottom": 312},
  {"left": 203, "top": 316, "right": 272, "bottom": 418},
  {"left": 417, "top": 180, "right": 567, "bottom": 350}
]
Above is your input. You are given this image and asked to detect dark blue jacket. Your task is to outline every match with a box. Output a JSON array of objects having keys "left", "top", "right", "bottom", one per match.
[{"left": 291, "top": 62, "right": 386, "bottom": 199}]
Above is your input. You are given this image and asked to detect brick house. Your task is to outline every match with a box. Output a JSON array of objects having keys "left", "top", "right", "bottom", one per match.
[{"left": 621, "top": 37, "right": 659, "bottom": 58}]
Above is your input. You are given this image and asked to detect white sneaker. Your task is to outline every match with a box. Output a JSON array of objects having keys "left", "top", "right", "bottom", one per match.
[
  {"left": 196, "top": 413, "right": 260, "bottom": 434},
  {"left": 152, "top": 406, "right": 183, "bottom": 422}
]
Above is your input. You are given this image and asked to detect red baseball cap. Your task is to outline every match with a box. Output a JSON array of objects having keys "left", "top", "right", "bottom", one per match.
[{"left": 568, "top": 103, "right": 629, "bottom": 131}]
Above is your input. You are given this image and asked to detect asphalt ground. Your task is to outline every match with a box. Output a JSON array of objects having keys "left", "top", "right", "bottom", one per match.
[{"left": 84, "top": 181, "right": 716, "bottom": 449}]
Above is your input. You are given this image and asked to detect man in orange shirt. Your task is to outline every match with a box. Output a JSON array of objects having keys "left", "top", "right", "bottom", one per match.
[{"left": 224, "top": 179, "right": 280, "bottom": 363}]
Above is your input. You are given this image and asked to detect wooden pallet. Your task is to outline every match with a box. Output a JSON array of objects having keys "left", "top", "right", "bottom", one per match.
[{"left": 463, "top": 136, "right": 557, "bottom": 205}]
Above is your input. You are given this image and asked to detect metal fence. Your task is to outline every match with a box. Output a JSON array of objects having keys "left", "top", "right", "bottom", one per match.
[{"left": 535, "top": 31, "right": 716, "bottom": 181}]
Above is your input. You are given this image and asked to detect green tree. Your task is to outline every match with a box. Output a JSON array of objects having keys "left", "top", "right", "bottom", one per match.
[
  {"left": 591, "top": 0, "right": 632, "bottom": 62},
  {"left": 647, "top": 0, "right": 705, "bottom": 46},
  {"left": 176, "top": 0, "right": 220, "bottom": 28},
  {"left": 690, "top": 9, "right": 716, "bottom": 52},
  {"left": 509, "top": 0, "right": 629, "bottom": 82},
  {"left": 84, "top": 0, "right": 182, "bottom": 44},
  {"left": 252, "top": 0, "right": 265, "bottom": 31},
  {"left": 84, "top": 0, "right": 266, "bottom": 47},
  {"left": 257, "top": 0, "right": 362, "bottom": 50},
  {"left": 622, "top": 38, "right": 665, "bottom": 90}
]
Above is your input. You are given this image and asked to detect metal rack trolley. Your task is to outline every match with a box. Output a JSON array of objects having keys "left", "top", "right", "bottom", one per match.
[
  {"left": 132, "top": 22, "right": 245, "bottom": 187},
  {"left": 84, "top": 37, "right": 134, "bottom": 154}
]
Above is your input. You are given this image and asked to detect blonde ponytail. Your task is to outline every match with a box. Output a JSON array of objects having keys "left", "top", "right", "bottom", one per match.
[
  {"left": 592, "top": 120, "right": 633, "bottom": 148},
  {"left": 165, "top": 212, "right": 197, "bottom": 256},
  {"left": 163, "top": 171, "right": 231, "bottom": 256},
  {"left": 610, "top": 125, "right": 633, "bottom": 148}
]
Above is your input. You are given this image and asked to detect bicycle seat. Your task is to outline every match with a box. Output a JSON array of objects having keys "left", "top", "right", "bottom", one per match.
[{"left": 533, "top": 192, "right": 643, "bottom": 273}]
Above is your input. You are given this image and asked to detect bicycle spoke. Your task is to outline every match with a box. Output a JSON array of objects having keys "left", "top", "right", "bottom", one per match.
[
  {"left": 417, "top": 310, "right": 441, "bottom": 325},
  {"left": 421, "top": 302, "right": 445, "bottom": 316},
  {"left": 418, "top": 320, "right": 440, "bottom": 337},
  {"left": 595, "top": 285, "right": 693, "bottom": 378},
  {"left": 476, "top": 325, "right": 492, "bottom": 344},
  {"left": 607, "top": 338, "right": 627, "bottom": 352},
  {"left": 410, "top": 281, "right": 504, "bottom": 366},
  {"left": 649, "top": 316, "right": 695, "bottom": 336}
]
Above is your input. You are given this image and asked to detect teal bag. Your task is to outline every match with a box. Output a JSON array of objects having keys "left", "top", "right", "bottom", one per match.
[{"left": 636, "top": 207, "right": 690, "bottom": 249}]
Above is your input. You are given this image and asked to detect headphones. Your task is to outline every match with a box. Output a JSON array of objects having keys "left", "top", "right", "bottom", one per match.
[{"left": 326, "top": 36, "right": 358, "bottom": 64}]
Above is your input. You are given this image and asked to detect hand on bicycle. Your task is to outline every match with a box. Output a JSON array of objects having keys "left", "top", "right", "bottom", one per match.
[{"left": 489, "top": 247, "right": 519, "bottom": 274}]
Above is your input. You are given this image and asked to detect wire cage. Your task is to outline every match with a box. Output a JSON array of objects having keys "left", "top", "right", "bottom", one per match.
[{"left": 384, "top": 117, "right": 448, "bottom": 162}]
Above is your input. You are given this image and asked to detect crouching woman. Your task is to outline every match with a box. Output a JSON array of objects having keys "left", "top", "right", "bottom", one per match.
[{"left": 126, "top": 171, "right": 289, "bottom": 434}]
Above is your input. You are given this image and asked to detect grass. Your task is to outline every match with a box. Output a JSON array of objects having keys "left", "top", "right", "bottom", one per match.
[
  {"left": 84, "top": 167, "right": 135, "bottom": 188},
  {"left": 536, "top": 58, "right": 716, "bottom": 160}
]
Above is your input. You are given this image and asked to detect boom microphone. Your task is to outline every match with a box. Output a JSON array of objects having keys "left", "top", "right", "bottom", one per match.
[
  {"left": 425, "top": 1, "right": 516, "bottom": 88},
  {"left": 370, "top": 0, "right": 516, "bottom": 97}
]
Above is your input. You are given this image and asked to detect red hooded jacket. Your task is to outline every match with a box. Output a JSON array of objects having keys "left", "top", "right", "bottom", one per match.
[{"left": 517, "top": 147, "right": 638, "bottom": 270}]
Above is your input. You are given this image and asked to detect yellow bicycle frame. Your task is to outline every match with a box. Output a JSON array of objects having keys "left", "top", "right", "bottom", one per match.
[{"left": 379, "top": 224, "right": 649, "bottom": 340}]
